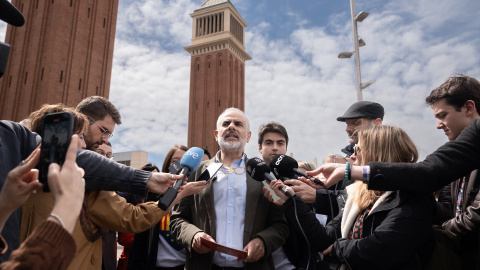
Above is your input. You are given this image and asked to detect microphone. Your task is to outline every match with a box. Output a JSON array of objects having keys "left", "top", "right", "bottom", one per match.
[
  {"left": 158, "top": 147, "right": 204, "bottom": 210},
  {"left": 246, "top": 157, "right": 293, "bottom": 198},
  {"left": 0, "top": 0, "right": 25, "bottom": 27},
  {"left": 270, "top": 154, "right": 327, "bottom": 188}
]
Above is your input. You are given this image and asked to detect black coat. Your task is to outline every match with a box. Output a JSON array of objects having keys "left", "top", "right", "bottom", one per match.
[
  {"left": 282, "top": 190, "right": 435, "bottom": 270},
  {"left": 126, "top": 223, "right": 160, "bottom": 270}
]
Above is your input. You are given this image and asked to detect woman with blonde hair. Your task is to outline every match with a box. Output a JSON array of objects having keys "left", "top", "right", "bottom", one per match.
[{"left": 268, "top": 125, "right": 435, "bottom": 269}]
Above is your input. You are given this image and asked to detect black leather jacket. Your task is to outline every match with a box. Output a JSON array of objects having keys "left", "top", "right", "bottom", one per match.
[{"left": 283, "top": 190, "right": 435, "bottom": 270}]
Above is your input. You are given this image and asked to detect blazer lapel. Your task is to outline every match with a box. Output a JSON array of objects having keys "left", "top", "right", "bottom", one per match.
[
  {"left": 199, "top": 159, "right": 217, "bottom": 239},
  {"left": 243, "top": 173, "right": 261, "bottom": 246}
]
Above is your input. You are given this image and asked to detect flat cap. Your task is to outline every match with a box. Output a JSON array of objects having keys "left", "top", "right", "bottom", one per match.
[{"left": 337, "top": 101, "right": 384, "bottom": 122}]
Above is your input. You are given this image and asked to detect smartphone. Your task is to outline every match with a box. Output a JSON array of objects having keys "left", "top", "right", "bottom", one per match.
[
  {"left": 196, "top": 163, "right": 223, "bottom": 183},
  {"left": 38, "top": 112, "right": 73, "bottom": 192}
]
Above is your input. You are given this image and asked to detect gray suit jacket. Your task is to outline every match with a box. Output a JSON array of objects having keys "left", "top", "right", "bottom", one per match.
[{"left": 170, "top": 158, "right": 289, "bottom": 270}]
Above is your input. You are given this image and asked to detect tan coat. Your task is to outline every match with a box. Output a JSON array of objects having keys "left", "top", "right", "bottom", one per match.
[{"left": 21, "top": 190, "right": 168, "bottom": 270}]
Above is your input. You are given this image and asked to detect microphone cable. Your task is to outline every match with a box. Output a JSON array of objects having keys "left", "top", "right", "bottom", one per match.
[
  {"left": 300, "top": 176, "right": 352, "bottom": 270},
  {"left": 291, "top": 196, "right": 311, "bottom": 270},
  {"left": 323, "top": 184, "right": 352, "bottom": 270}
]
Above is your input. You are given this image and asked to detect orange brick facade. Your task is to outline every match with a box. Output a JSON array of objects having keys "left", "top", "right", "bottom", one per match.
[
  {"left": 188, "top": 49, "right": 245, "bottom": 154},
  {"left": 186, "top": 1, "right": 251, "bottom": 154},
  {"left": 0, "top": 0, "right": 118, "bottom": 121}
]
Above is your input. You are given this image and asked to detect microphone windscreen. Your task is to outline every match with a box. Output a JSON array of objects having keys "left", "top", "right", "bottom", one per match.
[
  {"left": 180, "top": 147, "right": 204, "bottom": 173},
  {"left": 246, "top": 157, "right": 271, "bottom": 182},
  {"left": 0, "top": 0, "right": 25, "bottom": 27},
  {"left": 270, "top": 154, "right": 299, "bottom": 179}
]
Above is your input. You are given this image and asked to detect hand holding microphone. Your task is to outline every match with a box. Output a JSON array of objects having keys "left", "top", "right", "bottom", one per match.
[
  {"left": 158, "top": 147, "right": 204, "bottom": 210},
  {"left": 246, "top": 157, "right": 293, "bottom": 199}
]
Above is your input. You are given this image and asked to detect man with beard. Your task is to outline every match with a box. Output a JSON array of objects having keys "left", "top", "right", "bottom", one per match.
[
  {"left": 336, "top": 101, "right": 384, "bottom": 157},
  {"left": 171, "top": 108, "right": 289, "bottom": 270},
  {"left": 76, "top": 96, "right": 120, "bottom": 150}
]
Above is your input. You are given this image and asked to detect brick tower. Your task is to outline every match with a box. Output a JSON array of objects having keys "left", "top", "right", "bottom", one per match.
[
  {"left": 185, "top": 0, "right": 251, "bottom": 154},
  {"left": 0, "top": 0, "right": 119, "bottom": 121}
]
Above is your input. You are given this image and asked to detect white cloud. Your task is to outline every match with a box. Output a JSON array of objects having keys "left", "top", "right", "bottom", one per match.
[
  {"left": 116, "top": 0, "right": 197, "bottom": 46},
  {"left": 109, "top": 0, "right": 479, "bottom": 166}
]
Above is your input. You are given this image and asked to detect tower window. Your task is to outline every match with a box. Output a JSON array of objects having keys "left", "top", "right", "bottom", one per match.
[
  {"left": 70, "top": 0, "right": 73, "bottom": 7},
  {"left": 41, "top": 68, "right": 44, "bottom": 80},
  {"left": 78, "top": 79, "right": 82, "bottom": 90},
  {"left": 8, "top": 76, "right": 12, "bottom": 87},
  {"left": 103, "top": 18, "right": 106, "bottom": 28},
  {"left": 88, "top": 8, "right": 90, "bottom": 18},
  {"left": 24, "top": 72, "right": 28, "bottom": 84},
  {"left": 60, "top": 71, "right": 63, "bottom": 82}
]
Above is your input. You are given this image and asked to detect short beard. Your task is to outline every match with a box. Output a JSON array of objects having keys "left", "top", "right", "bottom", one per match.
[
  {"left": 84, "top": 134, "right": 101, "bottom": 151},
  {"left": 218, "top": 136, "right": 246, "bottom": 152}
]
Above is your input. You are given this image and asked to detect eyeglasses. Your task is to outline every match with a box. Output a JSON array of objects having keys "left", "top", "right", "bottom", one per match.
[
  {"left": 88, "top": 116, "right": 113, "bottom": 138},
  {"left": 221, "top": 166, "right": 246, "bottom": 175},
  {"left": 354, "top": 144, "right": 361, "bottom": 156},
  {"left": 96, "top": 149, "right": 114, "bottom": 159}
]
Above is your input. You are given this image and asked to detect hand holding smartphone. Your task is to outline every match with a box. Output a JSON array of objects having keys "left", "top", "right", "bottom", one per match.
[{"left": 38, "top": 112, "right": 73, "bottom": 192}]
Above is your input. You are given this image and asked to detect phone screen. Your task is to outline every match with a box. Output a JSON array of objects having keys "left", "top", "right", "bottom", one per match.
[
  {"left": 38, "top": 112, "right": 73, "bottom": 191},
  {"left": 196, "top": 162, "right": 223, "bottom": 183}
]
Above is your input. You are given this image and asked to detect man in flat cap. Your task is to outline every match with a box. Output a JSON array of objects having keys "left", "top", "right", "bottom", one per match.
[{"left": 337, "top": 101, "right": 384, "bottom": 157}]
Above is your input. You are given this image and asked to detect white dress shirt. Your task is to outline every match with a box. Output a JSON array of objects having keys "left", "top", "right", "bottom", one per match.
[{"left": 212, "top": 152, "right": 247, "bottom": 267}]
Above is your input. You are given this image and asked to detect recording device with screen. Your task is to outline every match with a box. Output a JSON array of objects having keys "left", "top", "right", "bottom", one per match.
[
  {"left": 196, "top": 162, "right": 223, "bottom": 183},
  {"left": 38, "top": 112, "right": 73, "bottom": 192}
]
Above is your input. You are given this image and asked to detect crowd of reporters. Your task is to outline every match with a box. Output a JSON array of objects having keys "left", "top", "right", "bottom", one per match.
[{"left": 0, "top": 72, "right": 479, "bottom": 270}]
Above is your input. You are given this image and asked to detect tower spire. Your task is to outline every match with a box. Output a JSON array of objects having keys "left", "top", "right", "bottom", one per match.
[{"left": 186, "top": 0, "right": 251, "bottom": 153}]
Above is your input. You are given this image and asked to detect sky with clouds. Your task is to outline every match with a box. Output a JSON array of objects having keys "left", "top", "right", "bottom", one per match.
[{"left": 2, "top": 0, "right": 480, "bottom": 168}]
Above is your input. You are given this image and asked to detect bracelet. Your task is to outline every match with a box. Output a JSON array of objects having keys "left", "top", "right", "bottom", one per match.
[
  {"left": 49, "top": 213, "right": 66, "bottom": 229},
  {"left": 344, "top": 162, "right": 349, "bottom": 181},
  {"left": 347, "top": 162, "right": 352, "bottom": 180},
  {"left": 362, "top": 165, "right": 371, "bottom": 184}
]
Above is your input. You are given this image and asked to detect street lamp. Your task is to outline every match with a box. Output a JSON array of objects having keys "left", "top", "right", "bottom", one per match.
[{"left": 338, "top": 0, "right": 375, "bottom": 101}]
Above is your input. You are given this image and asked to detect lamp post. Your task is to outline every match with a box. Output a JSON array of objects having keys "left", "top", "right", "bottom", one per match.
[{"left": 338, "top": 0, "right": 374, "bottom": 101}]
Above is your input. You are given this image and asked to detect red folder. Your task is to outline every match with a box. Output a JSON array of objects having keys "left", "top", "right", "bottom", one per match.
[{"left": 200, "top": 237, "right": 248, "bottom": 260}]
